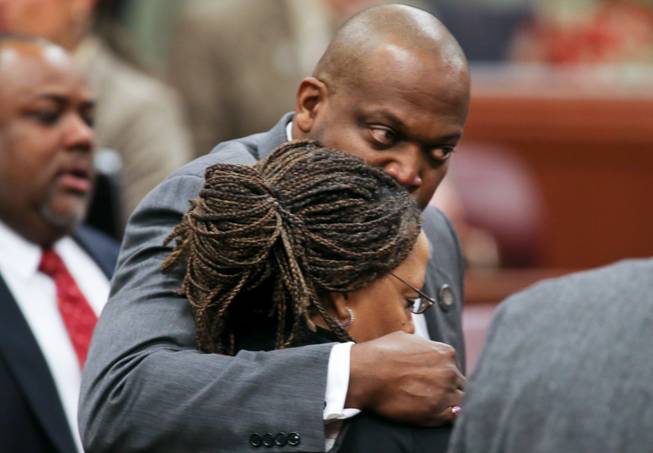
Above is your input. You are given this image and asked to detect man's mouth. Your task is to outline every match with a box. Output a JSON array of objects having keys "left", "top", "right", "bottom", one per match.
[{"left": 56, "top": 165, "right": 93, "bottom": 194}]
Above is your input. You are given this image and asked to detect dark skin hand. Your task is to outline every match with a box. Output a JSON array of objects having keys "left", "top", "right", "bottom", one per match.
[{"left": 347, "top": 331, "right": 465, "bottom": 426}]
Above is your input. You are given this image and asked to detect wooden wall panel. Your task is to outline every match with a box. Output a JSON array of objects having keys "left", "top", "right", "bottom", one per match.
[{"left": 462, "top": 68, "right": 653, "bottom": 268}]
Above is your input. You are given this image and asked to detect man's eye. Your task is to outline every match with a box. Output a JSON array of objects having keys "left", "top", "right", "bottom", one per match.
[
  {"left": 369, "top": 126, "right": 397, "bottom": 147},
  {"left": 431, "top": 146, "right": 455, "bottom": 162},
  {"left": 30, "top": 110, "right": 60, "bottom": 125},
  {"left": 82, "top": 112, "right": 95, "bottom": 128}
]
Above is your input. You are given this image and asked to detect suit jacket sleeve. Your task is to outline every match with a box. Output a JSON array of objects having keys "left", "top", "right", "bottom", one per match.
[{"left": 79, "top": 153, "right": 333, "bottom": 452}]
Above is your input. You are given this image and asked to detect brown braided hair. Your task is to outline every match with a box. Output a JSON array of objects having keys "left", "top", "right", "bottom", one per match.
[{"left": 162, "top": 140, "right": 421, "bottom": 354}]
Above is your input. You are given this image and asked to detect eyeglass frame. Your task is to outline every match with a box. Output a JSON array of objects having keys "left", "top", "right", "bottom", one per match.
[{"left": 389, "top": 271, "right": 436, "bottom": 314}]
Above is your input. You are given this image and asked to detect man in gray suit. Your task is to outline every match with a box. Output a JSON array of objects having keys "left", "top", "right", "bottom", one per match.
[
  {"left": 449, "top": 258, "right": 653, "bottom": 453},
  {"left": 80, "top": 5, "right": 469, "bottom": 452}
]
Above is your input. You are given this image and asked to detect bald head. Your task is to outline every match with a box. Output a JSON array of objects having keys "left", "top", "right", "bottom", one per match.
[
  {"left": 294, "top": 4, "right": 470, "bottom": 210},
  {"left": 314, "top": 4, "right": 468, "bottom": 92},
  {"left": 0, "top": 35, "right": 82, "bottom": 96},
  {"left": 0, "top": 0, "right": 95, "bottom": 50},
  {"left": 0, "top": 34, "right": 70, "bottom": 72}
]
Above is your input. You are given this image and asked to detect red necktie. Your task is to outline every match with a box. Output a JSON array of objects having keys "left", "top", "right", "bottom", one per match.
[{"left": 39, "top": 249, "right": 97, "bottom": 368}]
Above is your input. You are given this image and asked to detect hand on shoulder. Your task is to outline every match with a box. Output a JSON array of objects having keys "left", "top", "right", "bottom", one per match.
[{"left": 347, "top": 331, "right": 465, "bottom": 426}]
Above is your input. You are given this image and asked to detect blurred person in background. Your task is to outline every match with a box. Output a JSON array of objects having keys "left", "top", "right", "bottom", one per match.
[
  {"left": 429, "top": 144, "right": 543, "bottom": 269},
  {"left": 168, "top": 0, "right": 411, "bottom": 156},
  {"left": 449, "top": 258, "right": 653, "bottom": 452},
  {"left": 0, "top": 0, "right": 193, "bottom": 220},
  {"left": 511, "top": 0, "right": 653, "bottom": 64},
  {"left": 423, "top": 0, "right": 534, "bottom": 62},
  {"left": 0, "top": 36, "right": 118, "bottom": 453},
  {"left": 430, "top": 178, "right": 500, "bottom": 269}
]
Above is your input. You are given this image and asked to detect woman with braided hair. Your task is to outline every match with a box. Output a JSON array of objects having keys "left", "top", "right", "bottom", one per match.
[{"left": 162, "top": 140, "right": 452, "bottom": 452}]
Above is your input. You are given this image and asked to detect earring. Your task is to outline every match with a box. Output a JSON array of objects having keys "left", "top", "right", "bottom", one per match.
[{"left": 339, "top": 307, "right": 355, "bottom": 328}]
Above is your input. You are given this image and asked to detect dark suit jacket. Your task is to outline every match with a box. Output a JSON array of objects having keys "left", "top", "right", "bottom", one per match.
[
  {"left": 80, "top": 113, "right": 464, "bottom": 452},
  {"left": 335, "top": 413, "right": 452, "bottom": 453},
  {"left": 0, "top": 226, "right": 118, "bottom": 453}
]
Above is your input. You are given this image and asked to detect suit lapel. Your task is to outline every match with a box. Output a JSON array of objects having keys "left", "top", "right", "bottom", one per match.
[
  {"left": 422, "top": 262, "right": 445, "bottom": 341},
  {"left": 0, "top": 277, "right": 78, "bottom": 453},
  {"left": 72, "top": 227, "right": 118, "bottom": 279}
]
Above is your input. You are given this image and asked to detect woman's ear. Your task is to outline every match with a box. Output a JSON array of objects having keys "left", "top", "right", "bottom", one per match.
[
  {"left": 294, "top": 77, "right": 328, "bottom": 136},
  {"left": 330, "top": 292, "right": 350, "bottom": 325}
]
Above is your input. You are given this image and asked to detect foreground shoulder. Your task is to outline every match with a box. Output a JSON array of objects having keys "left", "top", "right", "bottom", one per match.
[
  {"left": 499, "top": 258, "right": 653, "bottom": 320},
  {"left": 127, "top": 140, "right": 260, "bottom": 227},
  {"left": 166, "top": 140, "right": 259, "bottom": 181}
]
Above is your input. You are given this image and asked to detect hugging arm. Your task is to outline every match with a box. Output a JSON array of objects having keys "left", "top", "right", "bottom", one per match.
[
  {"left": 79, "top": 152, "right": 466, "bottom": 451},
  {"left": 79, "top": 165, "right": 333, "bottom": 452}
]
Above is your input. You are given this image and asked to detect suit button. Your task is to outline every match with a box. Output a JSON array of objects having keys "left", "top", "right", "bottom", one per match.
[
  {"left": 438, "top": 284, "right": 454, "bottom": 311},
  {"left": 287, "top": 432, "right": 301, "bottom": 447},
  {"left": 249, "top": 433, "right": 262, "bottom": 448},
  {"left": 262, "top": 433, "right": 274, "bottom": 448},
  {"left": 274, "top": 432, "right": 288, "bottom": 447}
]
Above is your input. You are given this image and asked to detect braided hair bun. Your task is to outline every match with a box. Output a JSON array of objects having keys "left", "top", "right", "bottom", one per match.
[{"left": 162, "top": 140, "right": 421, "bottom": 353}]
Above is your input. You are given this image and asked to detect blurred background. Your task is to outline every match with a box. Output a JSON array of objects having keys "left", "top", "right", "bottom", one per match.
[{"left": 29, "top": 0, "right": 653, "bottom": 369}]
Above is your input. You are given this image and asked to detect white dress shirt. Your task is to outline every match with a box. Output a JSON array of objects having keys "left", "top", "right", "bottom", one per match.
[
  {"left": 285, "top": 122, "right": 430, "bottom": 449},
  {"left": 0, "top": 221, "right": 110, "bottom": 453}
]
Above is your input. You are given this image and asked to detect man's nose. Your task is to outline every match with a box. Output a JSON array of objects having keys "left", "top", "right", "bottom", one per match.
[
  {"left": 63, "top": 114, "right": 95, "bottom": 152},
  {"left": 383, "top": 146, "right": 422, "bottom": 191}
]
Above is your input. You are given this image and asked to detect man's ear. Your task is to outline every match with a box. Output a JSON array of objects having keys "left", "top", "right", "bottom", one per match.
[{"left": 294, "top": 77, "right": 328, "bottom": 136}]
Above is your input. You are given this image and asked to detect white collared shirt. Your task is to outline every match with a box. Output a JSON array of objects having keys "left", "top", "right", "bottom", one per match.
[{"left": 0, "top": 221, "right": 110, "bottom": 453}]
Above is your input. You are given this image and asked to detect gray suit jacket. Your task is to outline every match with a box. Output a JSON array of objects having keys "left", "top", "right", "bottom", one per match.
[
  {"left": 80, "top": 113, "right": 465, "bottom": 452},
  {"left": 449, "top": 258, "right": 653, "bottom": 453}
]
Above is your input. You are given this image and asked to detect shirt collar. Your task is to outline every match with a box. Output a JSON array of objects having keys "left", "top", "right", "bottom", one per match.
[
  {"left": 0, "top": 220, "right": 62, "bottom": 280},
  {"left": 286, "top": 121, "right": 294, "bottom": 141}
]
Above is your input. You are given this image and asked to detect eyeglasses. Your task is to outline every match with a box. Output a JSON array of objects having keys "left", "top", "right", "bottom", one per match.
[{"left": 389, "top": 271, "right": 436, "bottom": 314}]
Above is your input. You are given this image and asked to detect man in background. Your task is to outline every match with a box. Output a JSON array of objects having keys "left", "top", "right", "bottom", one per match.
[
  {"left": 0, "top": 36, "right": 118, "bottom": 453},
  {"left": 0, "top": 0, "right": 192, "bottom": 219},
  {"left": 450, "top": 258, "right": 653, "bottom": 452}
]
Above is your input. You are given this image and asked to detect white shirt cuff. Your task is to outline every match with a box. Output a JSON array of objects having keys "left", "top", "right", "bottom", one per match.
[{"left": 324, "top": 342, "right": 361, "bottom": 421}]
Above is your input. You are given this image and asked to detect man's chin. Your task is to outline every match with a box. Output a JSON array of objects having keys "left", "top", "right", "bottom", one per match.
[
  {"left": 39, "top": 201, "right": 88, "bottom": 234},
  {"left": 416, "top": 184, "right": 439, "bottom": 211}
]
